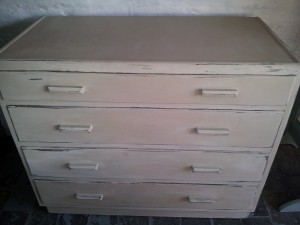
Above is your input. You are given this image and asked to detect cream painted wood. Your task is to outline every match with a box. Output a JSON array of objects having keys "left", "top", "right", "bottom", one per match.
[
  {"left": 1, "top": 99, "right": 289, "bottom": 111},
  {"left": 250, "top": 75, "right": 300, "bottom": 211},
  {"left": 9, "top": 106, "right": 283, "bottom": 147},
  {"left": 0, "top": 72, "right": 294, "bottom": 106},
  {"left": 75, "top": 193, "right": 104, "bottom": 201},
  {"left": 0, "top": 17, "right": 295, "bottom": 63},
  {"left": 47, "top": 206, "right": 251, "bottom": 218},
  {"left": 0, "top": 16, "right": 299, "bottom": 218},
  {"left": 57, "top": 124, "right": 93, "bottom": 133},
  {"left": 24, "top": 148, "right": 267, "bottom": 182},
  {"left": 0, "top": 61, "right": 299, "bottom": 76},
  {"left": 21, "top": 145, "right": 272, "bottom": 154},
  {"left": 35, "top": 180, "right": 256, "bottom": 210},
  {"left": 47, "top": 85, "right": 86, "bottom": 94}
]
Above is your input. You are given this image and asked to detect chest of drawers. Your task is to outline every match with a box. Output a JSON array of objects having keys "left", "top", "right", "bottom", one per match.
[{"left": 0, "top": 16, "right": 299, "bottom": 218}]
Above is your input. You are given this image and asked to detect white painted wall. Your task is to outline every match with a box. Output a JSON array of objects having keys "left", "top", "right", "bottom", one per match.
[{"left": 0, "top": 0, "right": 300, "bottom": 57}]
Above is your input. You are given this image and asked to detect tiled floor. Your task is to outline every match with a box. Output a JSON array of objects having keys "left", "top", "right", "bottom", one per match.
[{"left": 1, "top": 137, "right": 300, "bottom": 225}]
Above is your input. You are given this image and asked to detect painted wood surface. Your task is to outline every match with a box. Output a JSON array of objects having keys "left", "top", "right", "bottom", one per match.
[
  {"left": 0, "top": 61, "right": 299, "bottom": 75},
  {"left": 0, "top": 72, "right": 294, "bottom": 106},
  {"left": 24, "top": 148, "right": 267, "bottom": 182},
  {"left": 0, "top": 17, "right": 295, "bottom": 63},
  {"left": 21, "top": 145, "right": 272, "bottom": 154},
  {"left": 0, "top": 16, "right": 299, "bottom": 218},
  {"left": 47, "top": 206, "right": 250, "bottom": 218},
  {"left": 8, "top": 106, "right": 283, "bottom": 147},
  {"left": 35, "top": 180, "right": 256, "bottom": 210}
]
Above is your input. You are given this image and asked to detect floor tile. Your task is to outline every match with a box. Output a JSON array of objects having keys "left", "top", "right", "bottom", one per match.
[
  {"left": 213, "top": 219, "right": 242, "bottom": 225},
  {"left": 241, "top": 217, "right": 272, "bottom": 225},
  {"left": 26, "top": 210, "right": 58, "bottom": 225},
  {"left": 151, "top": 217, "right": 180, "bottom": 225},
  {"left": 87, "top": 215, "right": 118, "bottom": 225},
  {"left": 119, "top": 216, "right": 149, "bottom": 225},
  {"left": 0, "top": 211, "right": 29, "bottom": 225},
  {"left": 58, "top": 214, "right": 89, "bottom": 225},
  {"left": 251, "top": 197, "right": 269, "bottom": 217},
  {"left": 181, "top": 217, "right": 211, "bottom": 225},
  {"left": 269, "top": 211, "right": 300, "bottom": 225}
]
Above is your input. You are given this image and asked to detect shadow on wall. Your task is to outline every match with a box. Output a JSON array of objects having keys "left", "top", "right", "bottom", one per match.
[{"left": 0, "top": 18, "right": 38, "bottom": 48}]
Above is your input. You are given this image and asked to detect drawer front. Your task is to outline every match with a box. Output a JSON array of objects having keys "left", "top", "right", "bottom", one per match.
[
  {"left": 35, "top": 180, "right": 256, "bottom": 210},
  {"left": 0, "top": 72, "right": 294, "bottom": 106},
  {"left": 24, "top": 148, "right": 267, "bottom": 182},
  {"left": 9, "top": 107, "right": 282, "bottom": 147}
]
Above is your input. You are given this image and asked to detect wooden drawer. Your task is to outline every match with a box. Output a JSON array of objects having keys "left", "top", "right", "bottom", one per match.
[
  {"left": 35, "top": 180, "right": 256, "bottom": 210},
  {"left": 24, "top": 148, "right": 267, "bottom": 182},
  {"left": 0, "top": 72, "right": 294, "bottom": 106},
  {"left": 9, "top": 106, "right": 282, "bottom": 147}
]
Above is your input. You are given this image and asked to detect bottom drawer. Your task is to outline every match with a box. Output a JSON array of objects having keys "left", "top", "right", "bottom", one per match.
[{"left": 36, "top": 180, "right": 256, "bottom": 210}]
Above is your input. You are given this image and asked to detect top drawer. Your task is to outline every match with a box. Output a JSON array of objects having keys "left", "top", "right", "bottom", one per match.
[{"left": 0, "top": 72, "right": 294, "bottom": 106}]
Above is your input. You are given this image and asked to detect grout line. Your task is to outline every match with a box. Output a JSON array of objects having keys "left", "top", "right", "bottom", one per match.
[
  {"left": 262, "top": 196, "right": 274, "bottom": 224},
  {"left": 55, "top": 214, "right": 61, "bottom": 225},
  {"left": 249, "top": 215, "right": 272, "bottom": 218},
  {"left": 179, "top": 217, "right": 182, "bottom": 225},
  {"left": 24, "top": 211, "right": 33, "bottom": 225},
  {"left": 148, "top": 216, "right": 152, "bottom": 225},
  {"left": 210, "top": 218, "right": 214, "bottom": 225},
  {"left": 116, "top": 215, "right": 120, "bottom": 225},
  {"left": 86, "top": 214, "right": 91, "bottom": 225},
  {"left": 55, "top": 213, "right": 61, "bottom": 225}
]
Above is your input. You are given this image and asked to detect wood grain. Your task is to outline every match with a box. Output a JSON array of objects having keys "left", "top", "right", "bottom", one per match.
[
  {"left": 0, "top": 16, "right": 299, "bottom": 218},
  {"left": 0, "top": 72, "right": 294, "bottom": 106},
  {"left": 24, "top": 148, "right": 267, "bottom": 182},
  {"left": 35, "top": 180, "right": 257, "bottom": 210},
  {"left": 9, "top": 106, "right": 283, "bottom": 147},
  {"left": 0, "top": 16, "right": 295, "bottom": 63}
]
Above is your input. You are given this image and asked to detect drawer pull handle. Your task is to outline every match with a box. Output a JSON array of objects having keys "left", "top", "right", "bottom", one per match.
[
  {"left": 196, "top": 128, "right": 229, "bottom": 136},
  {"left": 188, "top": 196, "right": 215, "bottom": 204},
  {"left": 75, "top": 193, "right": 103, "bottom": 200},
  {"left": 201, "top": 89, "right": 238, "bottom": 97},
  {"left": 57, "top": 125, "right": 93, "bottom": 133},
  {"left": 47, "top": 85, "right": 86, "bottom": 94},
  {"left": 191, "top": 166, "right": 222, "bottom": 173},
  {"left": 68, "top": 163, "right": 99, "bottom": 170}
]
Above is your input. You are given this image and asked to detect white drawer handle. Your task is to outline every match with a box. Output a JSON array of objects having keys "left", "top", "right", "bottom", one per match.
[
  {"left": 196, "top": 128, "right": 229, "bottom": 136},
  {"left": 191, "top": 166, "right": 222, "bottom": 174},
  {"left": 188, "top": 196, "right": 215, "bottom": 204},
  {"left": 47, "top": 85, "right": 86, "bottom": 94},
  {"left": 68, "top": 163, "right": 99, "bottom": 170},
  {"left": 57, "top": 125, "right": 93, "bottom": 133},
  {"left": 201, "top": 89, "right": 238, "bottom": 97},
  {"left": 75, "top": 193, "right": 103, "bottom": 200}
]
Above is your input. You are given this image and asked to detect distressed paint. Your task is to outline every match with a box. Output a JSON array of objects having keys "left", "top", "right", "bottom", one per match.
[
  {"left": 0, "top": 0, "right": 300, "bottom": 57},
  {"left": 0, "top": 16, "right": 299, "bottom": 218}
]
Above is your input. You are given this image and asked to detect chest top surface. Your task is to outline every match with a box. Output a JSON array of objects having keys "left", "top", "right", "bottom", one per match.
[{"left": 0, "top": 16, "right": 296, "bottom": 63}]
